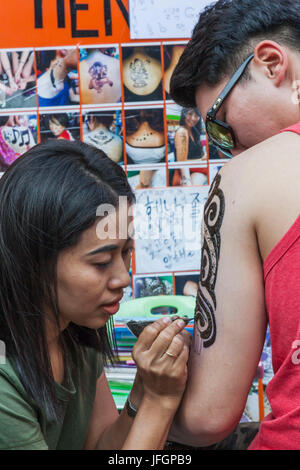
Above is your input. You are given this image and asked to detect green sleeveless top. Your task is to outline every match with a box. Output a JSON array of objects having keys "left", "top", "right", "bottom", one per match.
[{"left": 0, "top": 346, "right": 103, "bottom": 449}]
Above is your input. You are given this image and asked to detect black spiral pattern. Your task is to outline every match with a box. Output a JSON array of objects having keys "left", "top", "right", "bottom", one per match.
[{"left": 195, "top": 173, "right": 225, "bottom": 348}]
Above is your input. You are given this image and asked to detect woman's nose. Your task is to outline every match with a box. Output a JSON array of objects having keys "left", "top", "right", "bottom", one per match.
[{"left": 108, "top": 261, "right": 131, "bottom": 290}]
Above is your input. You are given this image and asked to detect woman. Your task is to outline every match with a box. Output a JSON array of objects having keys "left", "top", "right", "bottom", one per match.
[
  {"left": 125, "top": 109, "right": 165, "bottom": 189},
  {"left": 174, "top": 108, "right": 207, "bottom": 186},
  {"left": 125, "top": 108, "right": 165, "bottom": 165},
  {"left": 48, "top": 113, "right": 75, "bottom": 141},
  {"left": 0, "top": 140, "right": 190, "bottom": 450}
]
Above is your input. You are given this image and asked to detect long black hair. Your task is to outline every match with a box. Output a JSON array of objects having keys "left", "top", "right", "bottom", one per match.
[
  {"left": 0, "top": 139, "right": 135, "bottom": 421},
  {"left": 179, "top": 108, "right": 202, "bottom": 129}
]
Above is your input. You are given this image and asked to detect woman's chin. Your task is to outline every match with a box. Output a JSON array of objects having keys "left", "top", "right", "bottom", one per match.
[{"left": 72, "top": 315, "right": 109, "bottom": 330}]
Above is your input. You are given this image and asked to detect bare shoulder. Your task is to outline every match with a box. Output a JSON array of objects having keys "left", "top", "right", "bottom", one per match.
[
  {"left": 175, "top": 126, "right": 188, "bottom": 138},
  {"left": 216, "top": 131, "right": 300, "bottom": 211},
  {"left": 216, "top": 131, "right": 300, "bottom": 261},
  {"left": 221, "top": 130, "right": 300, "bottom": 171}
]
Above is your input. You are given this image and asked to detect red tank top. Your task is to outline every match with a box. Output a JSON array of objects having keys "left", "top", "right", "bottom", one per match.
[{"left": 249, "top": 123, "right": 300, "bottom": 450}]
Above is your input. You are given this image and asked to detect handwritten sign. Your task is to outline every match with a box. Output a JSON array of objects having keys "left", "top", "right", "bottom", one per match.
[
  {"left": 129, "top": 0, "right": 214, "bottom": 39},
  {"left": 133, "top": 186, "right": 209, "bottom": 273}
]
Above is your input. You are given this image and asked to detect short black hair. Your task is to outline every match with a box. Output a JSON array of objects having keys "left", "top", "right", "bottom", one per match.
[
  {"left": 170, "top": 0, "right": 300, "bottom": 108},
  {"left": 86, "top": 111, "right": 114, "bottom": 129}
]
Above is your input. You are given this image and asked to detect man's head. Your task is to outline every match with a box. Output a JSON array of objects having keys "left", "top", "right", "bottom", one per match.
[{"left": 170, "top": 0, "right": 300, "bottom": 155}]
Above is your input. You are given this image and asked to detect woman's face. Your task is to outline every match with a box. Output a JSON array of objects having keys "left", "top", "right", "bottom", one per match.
[
  {"left": 49, "top": 118, "right": 65, "bottom": 137},
  {"left": 55, "top": 210, "right": 133, "bottom": 331},
  {"left": 184, "top": 109, "right": 200, "bottom": 128}
]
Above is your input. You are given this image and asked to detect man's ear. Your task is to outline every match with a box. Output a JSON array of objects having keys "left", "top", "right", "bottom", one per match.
[{"left": 253, "top": 40, "right": 289, "bottom": 87}]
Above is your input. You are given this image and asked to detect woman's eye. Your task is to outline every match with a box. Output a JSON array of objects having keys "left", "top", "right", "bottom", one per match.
[
  {"left": 94, "top": 248, "right": 134, "bottom": 270},
  {"left": 95, "top": 261, "right": 111, "bottom": 269}
]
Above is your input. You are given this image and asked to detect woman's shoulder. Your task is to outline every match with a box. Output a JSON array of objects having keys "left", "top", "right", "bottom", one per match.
[
  {"left": 0, "top": 359, "right": 48, "bottom": 450},
  {"left": 0, "top": 358, "right": 22, "bottom": 387},
  {"left": 175, "top": 126, "right": 188, "bottom": 137},
  {"left": 0, "top": 357, "right": 33, "bottom": 407}
]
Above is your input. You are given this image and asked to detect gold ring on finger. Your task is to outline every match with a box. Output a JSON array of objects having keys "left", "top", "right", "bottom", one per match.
[{"left": 165, "top": 351, "right": 178, "bottom": 358}]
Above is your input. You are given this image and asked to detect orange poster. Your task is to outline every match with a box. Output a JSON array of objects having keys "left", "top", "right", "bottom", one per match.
[{"left": 0, "top": 0, "right": 130, "bottom": 48}]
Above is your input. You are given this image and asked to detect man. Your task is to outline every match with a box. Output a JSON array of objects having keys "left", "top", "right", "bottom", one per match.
[{"left": 168, "top": 0, "right": 300, "bottom": 450}]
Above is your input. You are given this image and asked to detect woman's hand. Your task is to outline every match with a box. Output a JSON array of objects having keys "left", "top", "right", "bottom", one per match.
[{"left": 131, "top": 317, "right": 191, "bottom": 409}]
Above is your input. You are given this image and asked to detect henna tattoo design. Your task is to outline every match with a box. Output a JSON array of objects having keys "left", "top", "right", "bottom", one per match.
[
  {"left": 88, "top": 62, "right": 113, "bottom": 93},
  {"left": 194, "top": 172, "right": 225, "bottom": 350},
  {"left": 129, "top": 58, "right": 150, "bottom": 88}
]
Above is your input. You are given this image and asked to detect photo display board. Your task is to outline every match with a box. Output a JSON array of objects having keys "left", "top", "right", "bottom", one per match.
[
  {"left": 0, "top": 0, "right": 273, "bottom": 420},
  {"left": 0, "top": 0, "right": 230, "bottom": 298}
]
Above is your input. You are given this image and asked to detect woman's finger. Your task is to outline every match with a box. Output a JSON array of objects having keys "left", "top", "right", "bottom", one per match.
[
  {"left": 134, "top": 316, "right": 172, "bottom": 352},
  {"left": 175, "top": 343, "right": 190, "bottom": 371},
  {"left": 165, "top": 344, "right": 190, "bottom": 376},
  {"left": 148, "top": 318, "right": 187, "bottom": 357},
  {"left": 163, "top": 333, "right": 185, "bottom": 360}
]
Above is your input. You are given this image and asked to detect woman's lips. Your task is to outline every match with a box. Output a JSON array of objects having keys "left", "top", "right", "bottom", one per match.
[{"left": 101, "top": 302, "right": 120, "bottom": 315}]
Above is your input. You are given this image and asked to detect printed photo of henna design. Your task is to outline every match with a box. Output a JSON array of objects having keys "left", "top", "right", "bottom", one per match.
[
  {"left": 194, "top": 172, "right": 225, "bottom": 349},
  {"left": 88, "top": 62, "right": 113, "bottom": 93},
  {"left": 122, "top": 46, "right": 163, "bottom": 102},
  {"left": 79, "top": 48, "right": 121, "bottom": 105},
  {"left": 129, "top": 58, "right": 150, "bottom": 89}
]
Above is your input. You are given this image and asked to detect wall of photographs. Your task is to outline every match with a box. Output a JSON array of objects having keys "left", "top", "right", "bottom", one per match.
[
  {"left": 0, "top": 0, "right": 273, "bottom": 421},
  {"left": 0, "top": 43, "right": 230, "bottom": 302}
]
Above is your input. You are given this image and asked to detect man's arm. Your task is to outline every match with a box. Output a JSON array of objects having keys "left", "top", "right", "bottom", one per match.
[{"left": 170, "top": 162, "right": 268, "bottom": 447}]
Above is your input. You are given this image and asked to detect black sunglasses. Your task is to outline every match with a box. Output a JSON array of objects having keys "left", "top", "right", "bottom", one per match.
[{"left": 206, "top": 53, "right": 254, "bottom": 158}]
